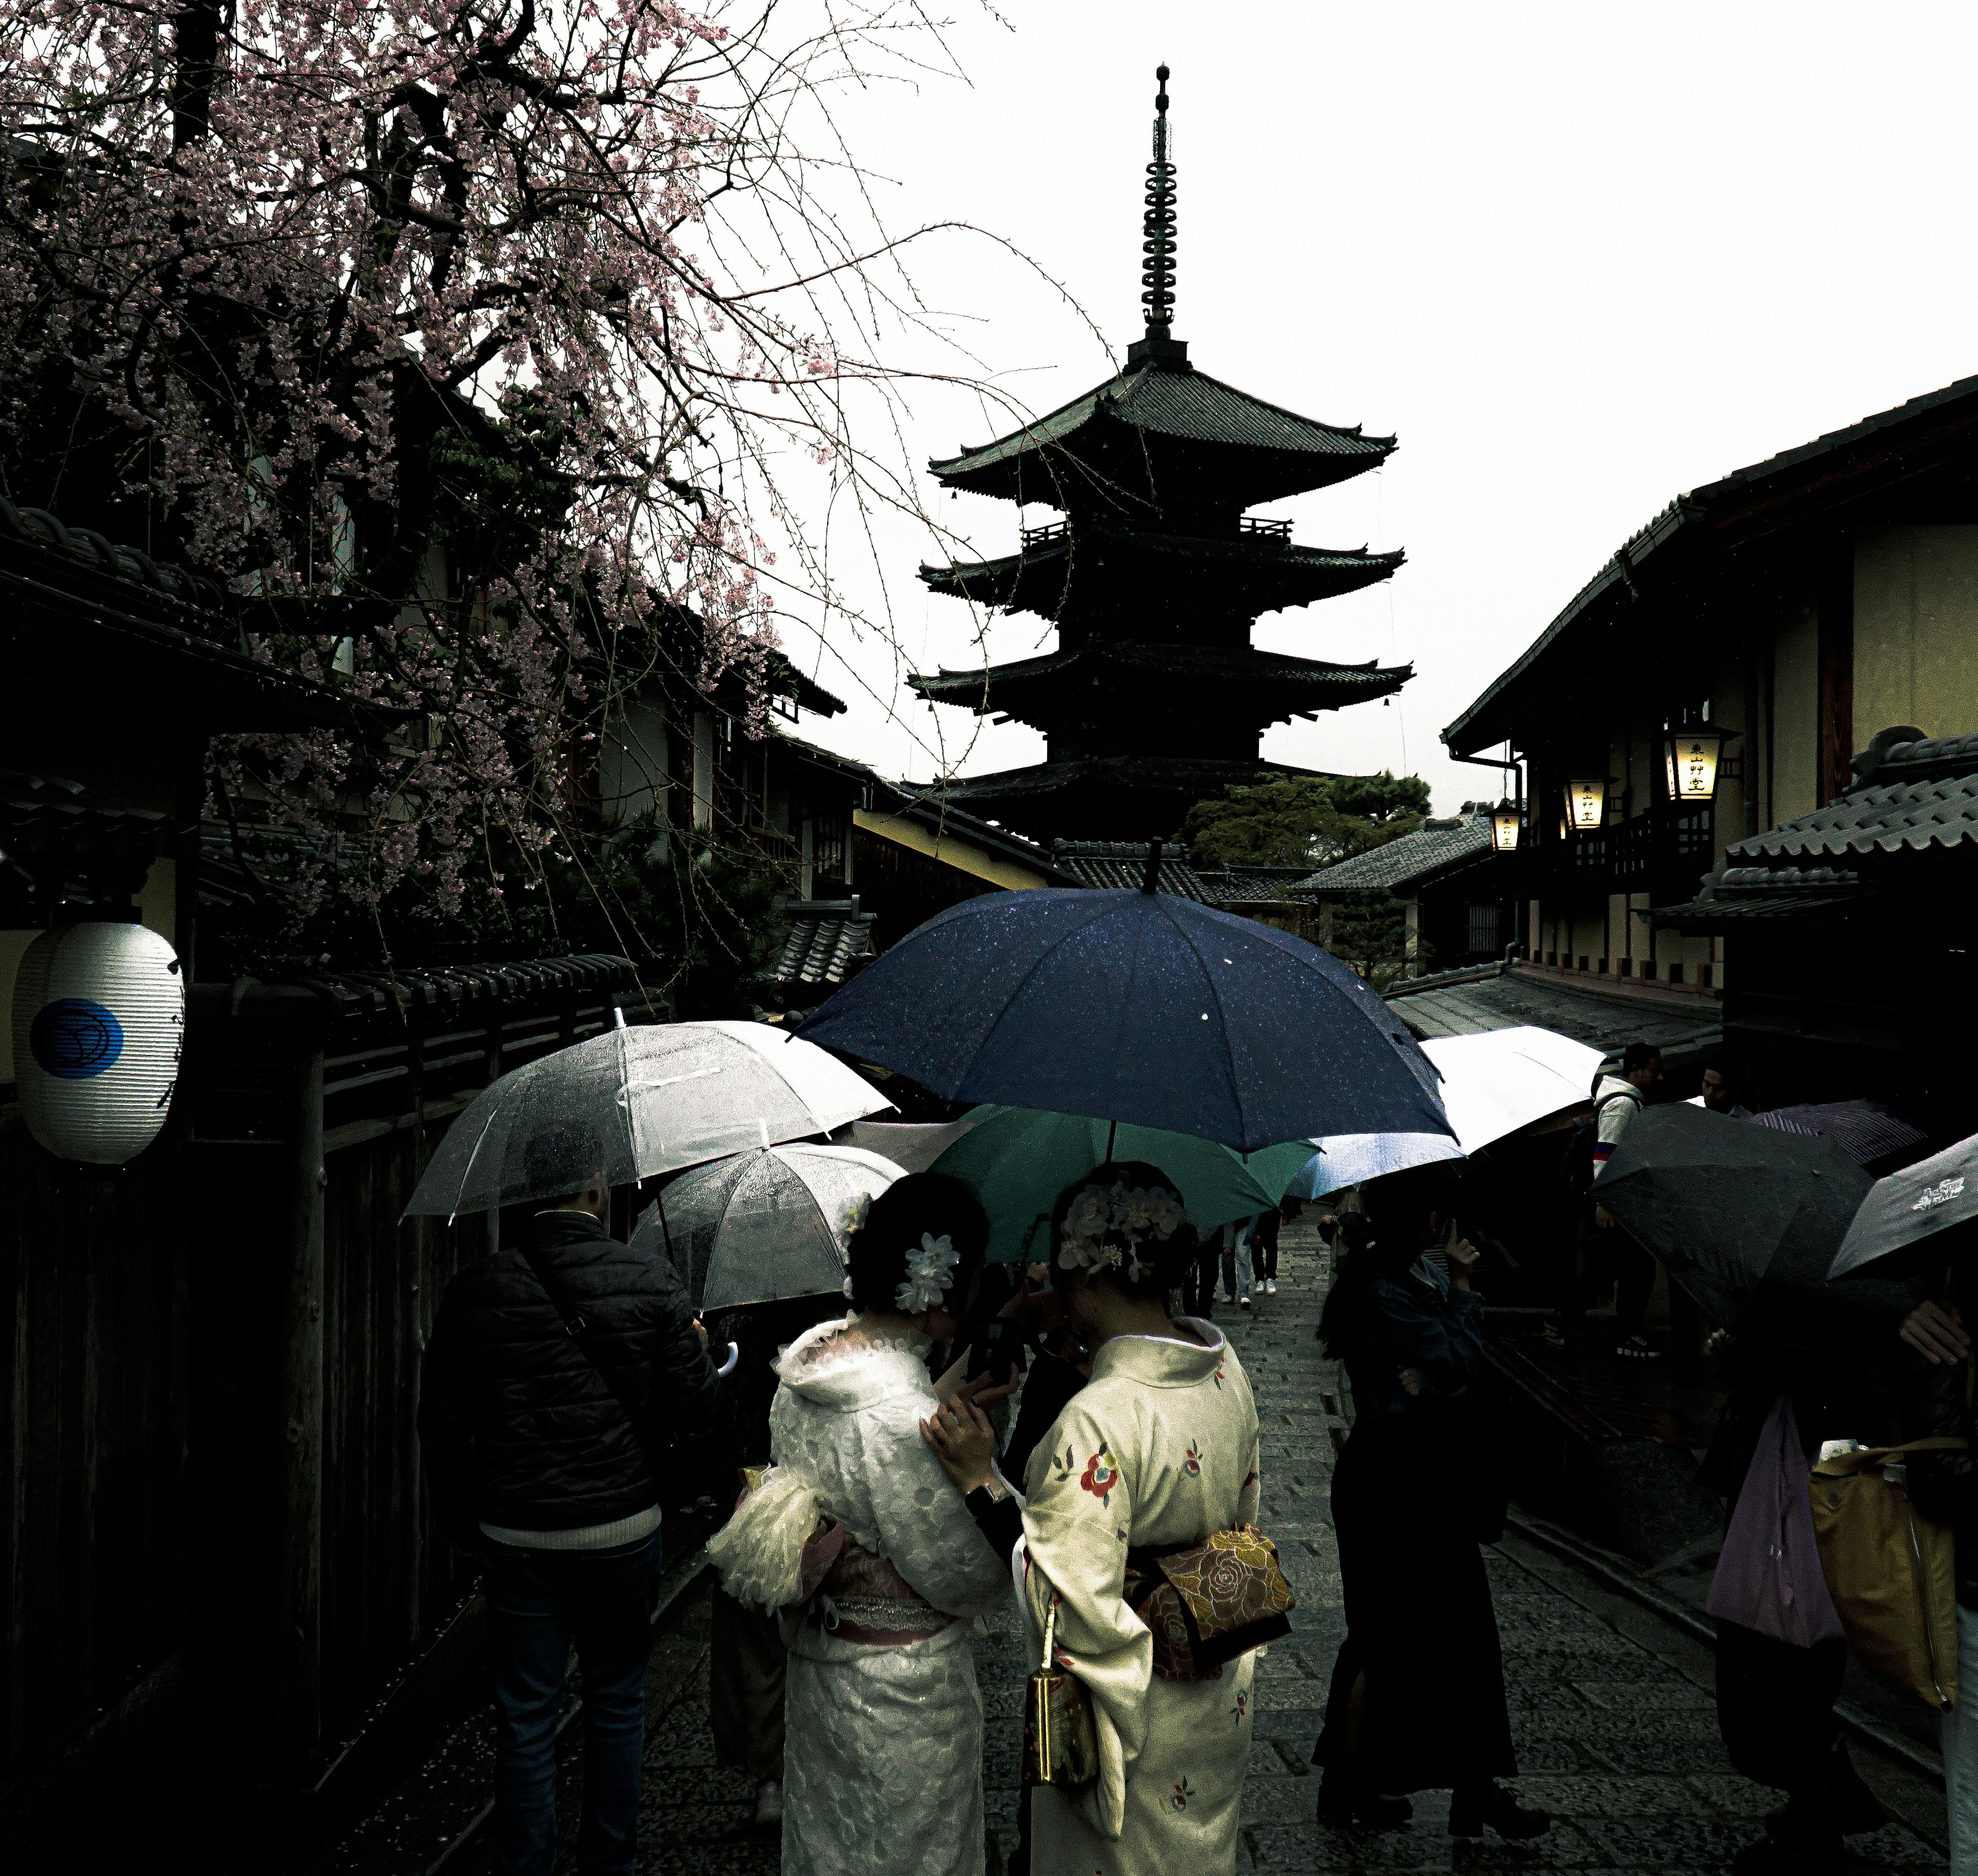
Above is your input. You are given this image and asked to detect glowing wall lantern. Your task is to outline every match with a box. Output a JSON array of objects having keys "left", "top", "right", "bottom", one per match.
[
  {"left": 1565, "top": 777, "right": 1606, "bottom": 831},
  {"left": 1664, "top": 726, "right": 1724, "bottom": 801},
  {"left": 12, "top": 922, "right": 183, "bottom": 1164},
  {"left": 1489, "top": 799, "right": 1522, "bottom": 852}
]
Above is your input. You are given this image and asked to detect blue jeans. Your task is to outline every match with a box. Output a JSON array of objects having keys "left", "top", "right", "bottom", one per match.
[{"left": 482, "top": 1530, "right": 662, "bottom": 1876}]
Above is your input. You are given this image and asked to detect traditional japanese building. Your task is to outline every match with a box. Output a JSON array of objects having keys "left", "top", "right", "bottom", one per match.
[{"left": 908, "top": 66, "right": 1412, "bottom": 840}]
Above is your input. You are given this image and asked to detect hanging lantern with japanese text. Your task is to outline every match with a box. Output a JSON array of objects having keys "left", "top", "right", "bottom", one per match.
[
  {"left": 1663, "top": 727, "right": 1724, "bottom": 802},
  {"left": 1490, "top": 799, "right": 1522, "bottom": 852},
  {"left": 1565, "top": 778, "right": 1606, "bottom": 831}
]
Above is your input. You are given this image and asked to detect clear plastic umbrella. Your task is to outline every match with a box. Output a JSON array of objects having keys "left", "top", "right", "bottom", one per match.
[
  {"left": 404, "top": 1020, "right": 889, "bottom": 1219},
  {"left": 634, "top": 1144, "right": 906, "bottom": 1310}
]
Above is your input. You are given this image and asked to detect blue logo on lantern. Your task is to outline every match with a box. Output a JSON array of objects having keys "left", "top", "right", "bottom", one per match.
[{"left": 30, "top": 999, "right": 126, "bottom": 1080}]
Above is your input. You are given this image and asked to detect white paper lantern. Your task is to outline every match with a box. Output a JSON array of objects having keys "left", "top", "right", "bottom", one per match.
[{"left": 12, "top": 922, "right": 184, "bottom": 1164}]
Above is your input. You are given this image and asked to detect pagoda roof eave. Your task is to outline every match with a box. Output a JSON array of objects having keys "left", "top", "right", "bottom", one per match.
[
  {"left": 907, "top": 755, "right": 1356, "bottom": 839},
  {"left": 929, "top": 357, "right": 1394, "bottom": 501},
  {"left": 910, "top": 642, "right": 1412, "bottom": 713},
  {"left": 918, "top": 536, "right": 1404, "bottom": 612}
]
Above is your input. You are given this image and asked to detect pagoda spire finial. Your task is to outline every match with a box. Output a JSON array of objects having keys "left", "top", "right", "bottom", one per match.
[{"left": 1139, "top": 63, "right": 1178, "bottom": 338}]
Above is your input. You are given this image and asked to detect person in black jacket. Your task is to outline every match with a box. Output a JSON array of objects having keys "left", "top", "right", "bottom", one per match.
[{"left": 418, "top": 1123, "right": 721, "bottom": 1876}]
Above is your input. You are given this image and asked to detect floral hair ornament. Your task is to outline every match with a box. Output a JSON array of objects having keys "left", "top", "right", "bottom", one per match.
[
  {"left": 896, "top": 1233, "right": 960, "bottom": 1314},
  {"left": 1058, "top": 1182, "right": 1187, "bottom": 1282}
]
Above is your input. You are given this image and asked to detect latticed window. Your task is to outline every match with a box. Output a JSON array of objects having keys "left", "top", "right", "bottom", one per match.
[{"left": 1468, "top": 903, "right": 1499, "bottom": 956}]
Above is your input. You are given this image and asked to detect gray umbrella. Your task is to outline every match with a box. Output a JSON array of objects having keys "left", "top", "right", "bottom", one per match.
[
  {"left": 1594, "top": 1103, "right": 1888, "bottom": 1346},
  {"left": 1827, "top": 1132, "right": 1978, "bottom": 1278},
  {"left": 404, "top": 1019, "right": 888, "bottom": 1219},
  {"left": 634, "top": 1144, "right": 906, "bottom": 1311}
]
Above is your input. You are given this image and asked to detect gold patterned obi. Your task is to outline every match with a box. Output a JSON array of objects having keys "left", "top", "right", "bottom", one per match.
[{"left": 1124, "top": 1523, "right": 1296, "bottom": 1682}]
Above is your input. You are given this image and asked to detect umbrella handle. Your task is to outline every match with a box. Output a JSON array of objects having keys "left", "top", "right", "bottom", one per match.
[{"left": 716, "top": 1341, "right": 740, "bottom": 1377}]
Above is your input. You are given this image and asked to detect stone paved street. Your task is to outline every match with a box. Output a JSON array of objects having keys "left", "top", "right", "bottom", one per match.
[{"left": 440, "top": 1216, "right": 1953, "bottom": 1873}]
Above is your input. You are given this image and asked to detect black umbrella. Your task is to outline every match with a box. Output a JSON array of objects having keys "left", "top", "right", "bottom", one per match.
[
  {"left": 1751, "top": 1099, "right": 1928, "bottom": 1167},
  {"left": 1594, "top": 1103, "right": 1903, "bottom": 1349}
]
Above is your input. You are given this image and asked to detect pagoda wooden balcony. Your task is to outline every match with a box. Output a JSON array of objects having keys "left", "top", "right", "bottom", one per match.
[{"left": 1018, "top": 513, "right": 1292, "bottom": 554}]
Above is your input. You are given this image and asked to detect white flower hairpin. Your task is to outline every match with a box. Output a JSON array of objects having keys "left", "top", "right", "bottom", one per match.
[
  {"left": 896, "top": 1233, "right": 959, "bottom": 1313},
  {"left": 839, "top": 1191, "right": 873, "bottom": 1239},
  {"left": 1058, "top": 1181, "right": 1188, "bottom": 1283}
]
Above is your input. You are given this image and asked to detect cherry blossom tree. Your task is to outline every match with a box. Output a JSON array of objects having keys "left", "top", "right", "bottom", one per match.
[{"left": 0, "top": 0, "right": 998, "bottom": 954}]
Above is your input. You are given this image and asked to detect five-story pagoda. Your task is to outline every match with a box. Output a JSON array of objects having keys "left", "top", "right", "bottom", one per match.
[{"left": 910, "top": 66, "right": 1411, "bottom": 841}]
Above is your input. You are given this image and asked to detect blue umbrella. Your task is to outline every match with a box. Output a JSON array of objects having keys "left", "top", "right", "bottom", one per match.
[
  {"left": 795, "top": 884, "right": 1448, "bottom": 1152},
  {"left": 1290, "top": 1132, "right": 1466, "bottom": 1201}
]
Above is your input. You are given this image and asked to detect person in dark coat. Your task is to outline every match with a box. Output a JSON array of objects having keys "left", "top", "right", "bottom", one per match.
[
  {"left": 1310, "top": 1163, "right": 1547, "bottom": 1843},
  {"left": 419, "top": 1124, "right": 721, "bottom": 1876}
]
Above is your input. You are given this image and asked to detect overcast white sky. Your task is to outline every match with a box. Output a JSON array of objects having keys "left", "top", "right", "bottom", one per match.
[{"left": 767, "top": 1, "right": 1978, "bottom": 817}]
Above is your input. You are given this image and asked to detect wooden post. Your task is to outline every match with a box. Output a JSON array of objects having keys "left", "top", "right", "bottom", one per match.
[{"left": 276, "top": 1044, "right": 326, "bottom": 1781}]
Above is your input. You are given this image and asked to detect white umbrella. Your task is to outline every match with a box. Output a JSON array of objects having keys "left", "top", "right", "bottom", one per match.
[
  {"left": 636, "top": 1144, "right": 906, "bottom": 1310},
  {"left": 1292, "top": 1026, "right": 1600, "bottom": 1200},
  {"left": 843, "top": 1116, "right": 981, "bottom": 1174},
  {"left": 1420, "top": 1026, "right": 1603, "bottom": 1156},
  {"left": 1828, "top": 1132, "right": 1978, "bottom": 1278},
  {"left": 404, "top": 1019, "right": 889, "bottom": 1218}
]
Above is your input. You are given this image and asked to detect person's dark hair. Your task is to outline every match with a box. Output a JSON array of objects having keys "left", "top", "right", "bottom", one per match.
[
  {"left": 1621, "top": 1042, "right": 1662, "bottom": 1076},
  {"left": 520, "top": 1121, "right": 607, "bottom": 1201},
  {"left": 1045, "top": 1160, "right": 1200, "bottom": 1303},
  {"left": 843, "top": 1171, "right": 991, "bottom": 1316},
  {"left": 1317, "top": 1161, "right": 1462, "bottom": 1358}
]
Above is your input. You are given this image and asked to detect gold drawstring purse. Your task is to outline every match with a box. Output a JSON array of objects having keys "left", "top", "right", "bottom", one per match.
[{"left": 1022, "top": 1595, "right": 1099, "bottom": 1790}]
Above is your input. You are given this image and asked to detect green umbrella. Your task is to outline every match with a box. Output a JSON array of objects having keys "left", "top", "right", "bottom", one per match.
[{"left": 932, "top": 1105, "right": 1316, "bottom": 1265}]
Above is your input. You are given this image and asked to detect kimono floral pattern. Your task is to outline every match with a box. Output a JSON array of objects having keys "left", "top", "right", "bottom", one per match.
[
  {"left": 1024, "top": 1326, "right": 1264, "bottom": 1875},
  {"left": 1080, "top": 1446, "right": 1120, "bottom": 1502}
]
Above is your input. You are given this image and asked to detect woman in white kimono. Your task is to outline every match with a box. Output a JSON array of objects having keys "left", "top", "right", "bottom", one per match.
[
  {"left": 712, "top": 1171, "right": 1012, "bottom": 1876},
  {"left": 924, "top": 1162, "right": 1269, "bottom": 1876}
]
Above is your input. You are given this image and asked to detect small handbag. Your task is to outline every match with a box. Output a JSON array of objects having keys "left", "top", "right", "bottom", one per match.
[{"left": 1022, "top": 1595, "right": 1099, "bottom": 1790}]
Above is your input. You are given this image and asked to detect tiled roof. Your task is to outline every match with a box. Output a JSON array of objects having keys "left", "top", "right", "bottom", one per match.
[
  {"left": 911, "top": 642, "right": 1409, "bottom": 714},
  {"left": 1386, "top": 963, "right": 1721, "bottom": 1063},
  {"left": 1730, "top": 733, "right": 1978, "bottom": 862},
  {"left": 931, "top": 361, "right": 1393, "bottom": 481},
  {"left": 0, "top": 499, "right": 388, "bottom": 734},
  {"left": 775, "top": 902, "right": 877, "bottom": 985},
  {"left": 1648, "top": 864, "right": 1872, "bottom": 928},
  {"left": 1294, "top": 815, "right": 1493, "bottom": 895},
  {"left": 1047, "top": 841, "right": 1212, "bottom": 900},
  {"left": 1195, "top": 867, "right": 1316, "bottom": 907}
]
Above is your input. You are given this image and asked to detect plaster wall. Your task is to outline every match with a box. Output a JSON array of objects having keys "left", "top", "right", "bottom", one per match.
[
  {"left": 1770, "top": 602, "right": 1821, "bottom": 822},
  {"left": 1853, "top": 525, "right": 1978, "bottom": 742},
  {"left": 598, "top": 690, "right": 670, "bottom": 822}
]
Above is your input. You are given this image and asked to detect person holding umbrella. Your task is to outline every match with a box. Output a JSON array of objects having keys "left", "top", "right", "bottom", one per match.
[{"left": 417, "top": 1122, "right": 724, "bottom": 1876}]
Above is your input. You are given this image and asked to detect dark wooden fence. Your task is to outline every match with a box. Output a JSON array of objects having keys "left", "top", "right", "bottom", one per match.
[{"left": 2, "top": 953, "right": 643, "bottom": 1813}]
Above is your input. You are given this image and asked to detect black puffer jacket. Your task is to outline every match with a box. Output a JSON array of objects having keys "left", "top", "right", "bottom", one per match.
[{"left": 419, "top": 1209, "right": 720, "bottom": 1536}]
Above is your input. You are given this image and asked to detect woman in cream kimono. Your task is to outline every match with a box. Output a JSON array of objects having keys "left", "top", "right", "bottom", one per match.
[
  {"left": 925, "top": 1162, "right": 1266, "bottom": 1876},
  {"left": 709, "top": 1172, "right": 1013, "bottom": 1876}
]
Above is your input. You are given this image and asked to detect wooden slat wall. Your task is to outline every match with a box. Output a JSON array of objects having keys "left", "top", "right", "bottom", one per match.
[
  {"left": 319, "top": 1123, "right": 477, "bottom": 1748},
  {"left": 0, "top": 1120, "right": 186, "bottom": 1785},
  {"left": 6, "top": 970, "right": 626, "bottom": 1795}
]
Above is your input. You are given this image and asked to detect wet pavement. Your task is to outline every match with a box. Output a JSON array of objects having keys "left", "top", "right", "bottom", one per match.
[{"left": 381, "top": 1216, "right": 1952, "bottom": 1873}]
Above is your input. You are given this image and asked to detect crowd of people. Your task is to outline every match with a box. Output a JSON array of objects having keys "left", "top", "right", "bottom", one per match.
[{"left": 414, "top": 1047, "right": 1978, "bottom": 1876}]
